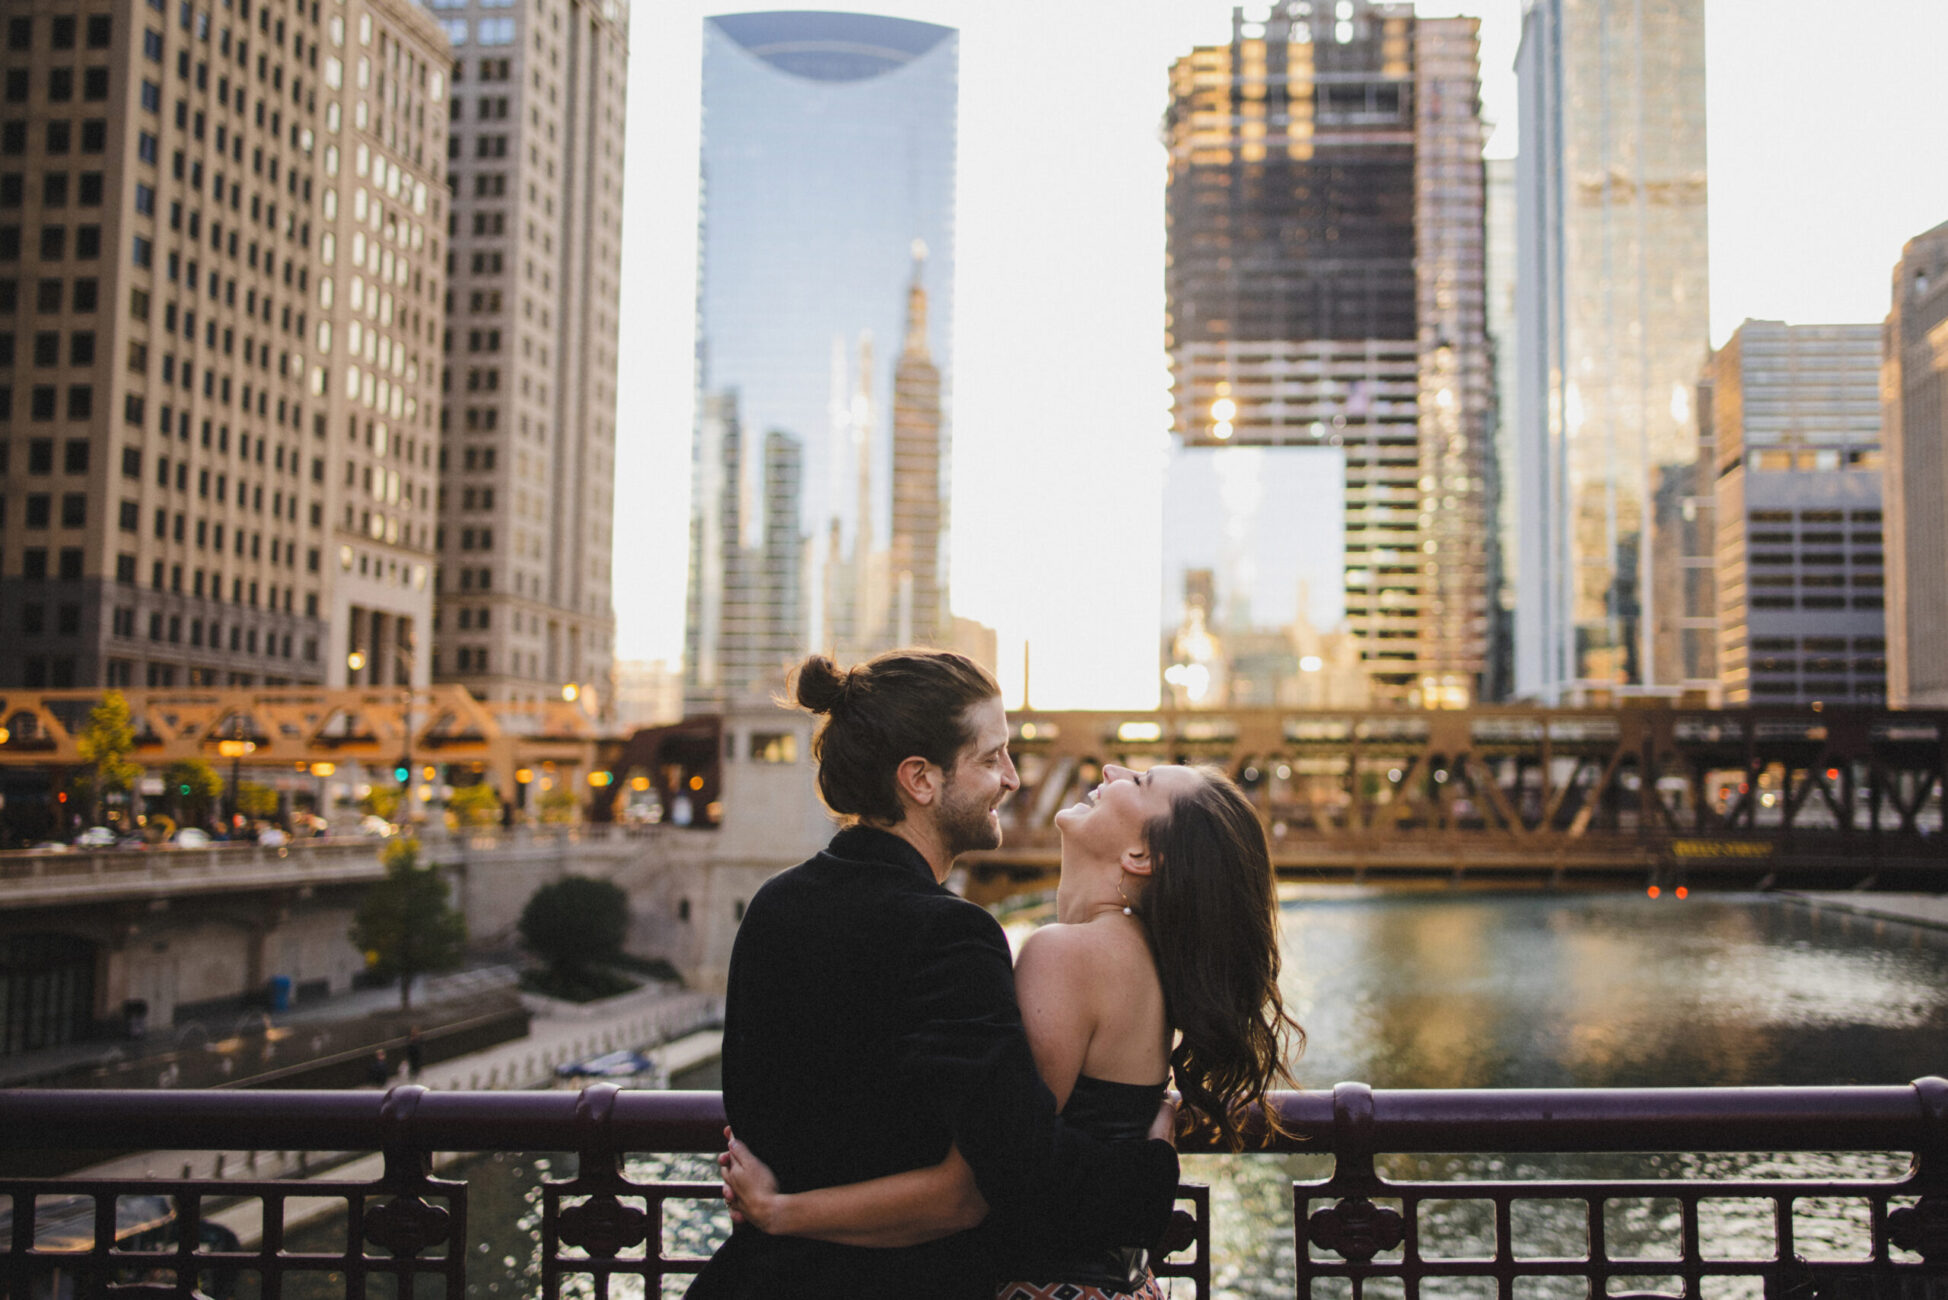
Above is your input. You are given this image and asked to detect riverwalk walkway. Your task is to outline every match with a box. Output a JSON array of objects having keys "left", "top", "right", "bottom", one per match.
[
  {"left": 1782, "top": 890, "right": 1948, "bottom": 932},
  {"left": 55, "top": 981, "right": 723, "bottom": 1196}
]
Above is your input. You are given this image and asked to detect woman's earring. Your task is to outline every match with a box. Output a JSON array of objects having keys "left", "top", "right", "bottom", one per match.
[{"left": 1118, "top": 877, "right": 1134, "bottom": 917}]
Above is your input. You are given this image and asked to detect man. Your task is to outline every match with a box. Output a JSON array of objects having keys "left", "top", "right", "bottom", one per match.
[{"left": 687, "top": 650, "right": 1179, "bottom": 1298}]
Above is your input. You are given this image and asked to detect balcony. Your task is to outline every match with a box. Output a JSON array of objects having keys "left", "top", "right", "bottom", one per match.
[{"left": 3, "top": 1081, "right": 1945, "bottom": 1299}]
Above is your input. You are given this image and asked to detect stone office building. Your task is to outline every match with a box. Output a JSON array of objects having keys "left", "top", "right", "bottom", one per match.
[{"left": 0, "top": 0, "right": 451, "bottom": 689}]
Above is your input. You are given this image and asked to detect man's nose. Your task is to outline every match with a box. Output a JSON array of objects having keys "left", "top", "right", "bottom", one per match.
[{"left": 1000, "top": 748, "right": 1021, "bottom": 791}]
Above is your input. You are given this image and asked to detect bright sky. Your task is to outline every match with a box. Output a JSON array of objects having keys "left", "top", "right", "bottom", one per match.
[{"left": 614, "top": 0, "right": 1948, "bottom": 710}]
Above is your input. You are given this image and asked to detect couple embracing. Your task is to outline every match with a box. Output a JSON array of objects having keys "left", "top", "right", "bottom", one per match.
[{"left": 686, "top": 648, "right": 1304, "bottom": 1300}]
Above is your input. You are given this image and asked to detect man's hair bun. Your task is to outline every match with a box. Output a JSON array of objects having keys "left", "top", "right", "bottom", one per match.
[{"left": 792, "top": 655, "right": 850, "bottom": 714}]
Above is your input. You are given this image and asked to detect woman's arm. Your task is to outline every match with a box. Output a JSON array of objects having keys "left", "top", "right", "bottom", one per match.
[
  {"left": 720, "top": 1131, "right": 988, "bottom": 1248},
  {"left": 1011, "top": 924, "right": 1099, "bottom": 1109}
]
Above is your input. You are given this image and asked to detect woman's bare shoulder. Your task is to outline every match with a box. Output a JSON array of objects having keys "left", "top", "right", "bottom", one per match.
[{"left": 1016, "top": 919, "right": 1150, "bottom": 984}]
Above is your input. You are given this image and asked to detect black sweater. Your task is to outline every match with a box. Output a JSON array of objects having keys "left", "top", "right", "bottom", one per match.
[{"left": 685, "top": 825, "right": 1179, "bottom": 1299}]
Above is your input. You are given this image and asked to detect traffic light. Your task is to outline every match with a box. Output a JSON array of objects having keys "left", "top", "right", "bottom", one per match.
[{"left": 394, "top": 756, "right": 411, "bottom": 783}]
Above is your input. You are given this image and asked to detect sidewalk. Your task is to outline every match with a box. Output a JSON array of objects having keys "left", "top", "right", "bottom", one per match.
[
  {"left": 0, "top": 964, "right": 524, "bottom": 1090},
  {"left": 1777, "top": 890, "right": 1948, "bottom": 932},
  {"left": 47, "top": 982, "right": 723, "bottom": 1194}
]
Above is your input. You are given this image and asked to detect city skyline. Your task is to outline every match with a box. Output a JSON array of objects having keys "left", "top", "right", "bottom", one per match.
[{"left": 620, "top": 0, "right": 1948, "bottom": 710}]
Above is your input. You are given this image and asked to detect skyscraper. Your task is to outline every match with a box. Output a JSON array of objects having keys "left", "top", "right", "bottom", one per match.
[
  {"left": 1882, "top": 221, "right": 1948, "bottom": 708},
  {"left": 1163, "top": 1, "right": 1491, "bottom": 709},
  {"left": 428, "top": 0, "right": 626, "bottom": 716},
  {"left": 1513, "top": 0, "right": 1711, "bottom": 702},
  {"left": 1704, "top": 321, "right": 1884, "bottom": 706},
  {"left": 686, "top": 11, "right": 957, "bottom": 707},
  {"left": 0, "top": 0, "right": 450, "bottom": 690}
]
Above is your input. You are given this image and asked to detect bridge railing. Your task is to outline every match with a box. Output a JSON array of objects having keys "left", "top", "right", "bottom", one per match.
[{"left": 3, "top": 1081, "right": 1943, "bottom": 1300}]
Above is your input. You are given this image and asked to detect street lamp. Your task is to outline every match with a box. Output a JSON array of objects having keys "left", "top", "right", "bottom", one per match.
[
  {"left": 347, "top": 649, "right": 366, "bottom": 681},
  {"left": 217, "top": 718, "right": 255, "bottom": 832}
]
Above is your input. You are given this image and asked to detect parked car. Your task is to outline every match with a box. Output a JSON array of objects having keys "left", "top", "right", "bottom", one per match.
[
  {"left": 357, "top": 815, "right": 397, "bottom": 838},
  {"left": 171, "top": 827, "right": 213, "bottom": 848},
  {"left": 257, "top": 827, "right": 289, "bottom": 847},
  {"left": 73, "top": 826, "right": 117, "bottom": 849}
]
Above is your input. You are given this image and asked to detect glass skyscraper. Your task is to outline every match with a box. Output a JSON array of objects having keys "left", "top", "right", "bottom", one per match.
[
  {"left": 686, "top": 11, "right": 957, "bottom": 706},
  {"left": 1163, "top": 1, "right": 1492, "bottom": 710},
  {"left": 1513, "top": 0, "right": 1711, "bottom": 702}
]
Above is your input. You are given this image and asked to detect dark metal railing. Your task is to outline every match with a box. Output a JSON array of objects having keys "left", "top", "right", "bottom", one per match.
[{"left": 2, "top": 1081, "right": 1944, "bottom": 1300}]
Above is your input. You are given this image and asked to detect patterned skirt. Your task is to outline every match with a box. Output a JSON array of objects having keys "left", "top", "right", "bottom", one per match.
[{"left": 995, "top": 1276, "right": 1167, "bottom": 1300}]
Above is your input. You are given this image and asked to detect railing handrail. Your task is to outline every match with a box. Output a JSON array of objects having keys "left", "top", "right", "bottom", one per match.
[{"left": 5, "top": 1079, "right": 1943, "bottom": 1157}]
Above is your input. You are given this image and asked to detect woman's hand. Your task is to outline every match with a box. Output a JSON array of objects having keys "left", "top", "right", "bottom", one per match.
[
  {"left": 719, "top": 1127, "right": 786, "bottom": 1233},
  {"left": 1148, "top": 1090, "right": 1181, "bottom": 1147}
]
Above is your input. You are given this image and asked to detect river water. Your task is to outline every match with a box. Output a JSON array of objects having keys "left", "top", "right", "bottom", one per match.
[{"left": 284, "top": 889, "right": 1948, "bottom": 1299}]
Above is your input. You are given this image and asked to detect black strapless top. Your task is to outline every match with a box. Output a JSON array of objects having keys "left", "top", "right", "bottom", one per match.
[
  {"left": 998, "top": 1075, "right": 1169, "bottom": 1295},
  {"left": 1062, "top": 1074, "right": 1168, "bottom": 1144}
]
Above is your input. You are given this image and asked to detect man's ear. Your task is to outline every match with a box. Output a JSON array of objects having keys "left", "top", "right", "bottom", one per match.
[
  {"left": 894, "top": 754, "right": 943, "bottom": 808},
  {"left": 1119, "top": 845, "right": 1153, "bottom": 878}
]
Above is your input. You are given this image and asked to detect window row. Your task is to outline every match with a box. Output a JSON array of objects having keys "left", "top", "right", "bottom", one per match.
[
  {"left": 0, "top": 119, "right": 114, "bottom": 155},
  {"left": 5, "top": 15, "right": 116, "bottom": 52},
  {"left": 0, "top": 437, "right": 91, "bottom": 474},
  {"left": 0, "top": 171, "right": 108, "bottom": 208},
  {"left": 0, "top": 224, "right": 104, "bottom": 260},
  {"left": 1, "top": 67, "right": 117, "bottom": 104},
  {"left": 0, "top": 384, "right": 96, "bottom": 421},
  {"left": 0, "top": 330, "right": 98, "bottom": 367}
]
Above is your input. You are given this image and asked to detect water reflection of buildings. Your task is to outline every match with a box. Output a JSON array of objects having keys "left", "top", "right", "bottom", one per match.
[
  {"left": 686, "top": 13, "right": 957, "bottom": 707},
  {"left": 1513, "top": 0, "right": 1712, "bottom": 702},
  {"left": 1163, "top": 1, "right": 1493, "bottom": 710}
]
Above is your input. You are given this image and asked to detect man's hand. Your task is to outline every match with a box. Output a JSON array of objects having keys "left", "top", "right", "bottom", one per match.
[
  {"left": 719, "top": 1127, "right": 785, "bottom": 1233},
  {"left": 1147, "top": 1091, "right": 1181, "bottom": 1147}
]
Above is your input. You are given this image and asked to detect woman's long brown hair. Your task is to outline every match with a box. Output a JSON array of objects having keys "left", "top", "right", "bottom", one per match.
[{"left": 1137, "top": 766, "right": 1304, "bottom": 1150}]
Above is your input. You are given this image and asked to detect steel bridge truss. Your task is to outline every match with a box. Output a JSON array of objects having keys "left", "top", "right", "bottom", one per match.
[
  {"left": 982, "top": 707, "right": 1948, "bottom": 887},
  {"left": 0, "top": 687, "right": 600, "bottom": 797}
]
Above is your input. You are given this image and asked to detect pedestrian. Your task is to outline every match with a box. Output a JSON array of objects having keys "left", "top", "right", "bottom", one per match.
[
  {"left": 365, "top": 1047, "right": 390, "bottom": 1088},
  {"left": 405, "top": 1027, "right": 425, "bottom": 1079}
]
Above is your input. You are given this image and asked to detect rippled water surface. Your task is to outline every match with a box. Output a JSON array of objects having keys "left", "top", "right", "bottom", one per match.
[
  {"left": 1280, "top": 889, "right": 1948, "bottom": 1088},
  {"left": 285, "top": 891, "right": 1948, "bottom": 1299}
]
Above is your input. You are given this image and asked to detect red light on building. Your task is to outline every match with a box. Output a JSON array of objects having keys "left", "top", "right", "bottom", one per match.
[
  {"left": 1647, "top": 885, "right": 1661, "bottom": 899},
  {"left": 1675, "top": 886, "right": 1689, "bottom": 900}
]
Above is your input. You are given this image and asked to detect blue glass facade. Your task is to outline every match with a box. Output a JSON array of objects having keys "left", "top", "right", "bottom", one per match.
[{"left": 687, "top": 11, "right": 958, "bottom": 703}]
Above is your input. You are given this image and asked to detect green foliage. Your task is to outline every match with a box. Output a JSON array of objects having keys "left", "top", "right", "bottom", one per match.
[
  {"left": 446, "top": 783, "right": 502, "bottom": 828},
  {"left": 361, "top": 785, "right": 401, "bottom": 822},
  {"left": 537, "top": 785, "right": 579, "bottom": 824},
  {"left": 237, "top": 780, "right": 280, "bottom": 820},
  {"left": 349, "top": 838, "right": 468, "bottom": 1010},
  {"left": 518, "top": 875, "right": 628, "bottom": 976},
  {"left": 77, "top": 692, "right": 142, "bottom": 819},
  {"left": 164, "top": 759, "right": 223, "bottom": 825},
  {"left": 518, "top": 965, "right": 640, "bottom": 1004}
]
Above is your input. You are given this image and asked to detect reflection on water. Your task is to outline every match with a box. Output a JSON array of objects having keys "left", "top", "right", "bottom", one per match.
[
  {"left": 1284, "top": 890, "right": 1948, "bottom": 1088},
  {"left": 284, "top": 892, "right": 1948, "bottom": 1300}
]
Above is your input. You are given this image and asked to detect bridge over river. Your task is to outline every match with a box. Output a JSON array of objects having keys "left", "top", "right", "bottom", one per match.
[{"left": 960, "top": 704, "right": 1948, "bottom": 897}]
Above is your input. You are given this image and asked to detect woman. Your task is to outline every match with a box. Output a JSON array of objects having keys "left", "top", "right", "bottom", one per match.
[{"left": 721, "top": 761, "right": 1305, "bottom": 1298}]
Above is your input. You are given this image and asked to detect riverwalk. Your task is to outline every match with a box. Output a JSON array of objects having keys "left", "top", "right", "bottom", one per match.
[
  {"left": 54, "top": 981, "right": 723, "bottom": 1201},
  {"left": 1781, "top": 890, "right": 1948, "bottom": 932}
]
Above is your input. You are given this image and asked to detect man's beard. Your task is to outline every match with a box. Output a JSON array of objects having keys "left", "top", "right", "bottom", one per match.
[{"left": 937, "top": 771, "right": 1002, "bottom": 858}]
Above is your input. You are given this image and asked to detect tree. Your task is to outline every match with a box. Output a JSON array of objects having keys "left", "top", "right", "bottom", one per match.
[
  {"left": 349, "top": 838, "right": 468, "bottom": 1010},
  {"left": 361, "top": 785, "right": 402, "bottom": 822},
  {"left": 236, "top": 781, "right": 280, "bottom": 820},
  {"left": 519, "top": 876, "right": 628, "bottom": 978},
  {"left": 76, "top": 691, "right": 141, "bottom": 823},
  {"left": 537, "top": 785, "right": 579, "bottom": 825},
  {"left": 446, "top": 783, "right": 502, "bottom": 829},
  {"left": 164, "top": 759, "right": 224, "bottom": 827}
]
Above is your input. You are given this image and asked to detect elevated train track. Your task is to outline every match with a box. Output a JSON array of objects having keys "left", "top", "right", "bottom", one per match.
[{"left": 964, "top": 704, "right": 1948, "bottom": 896}]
